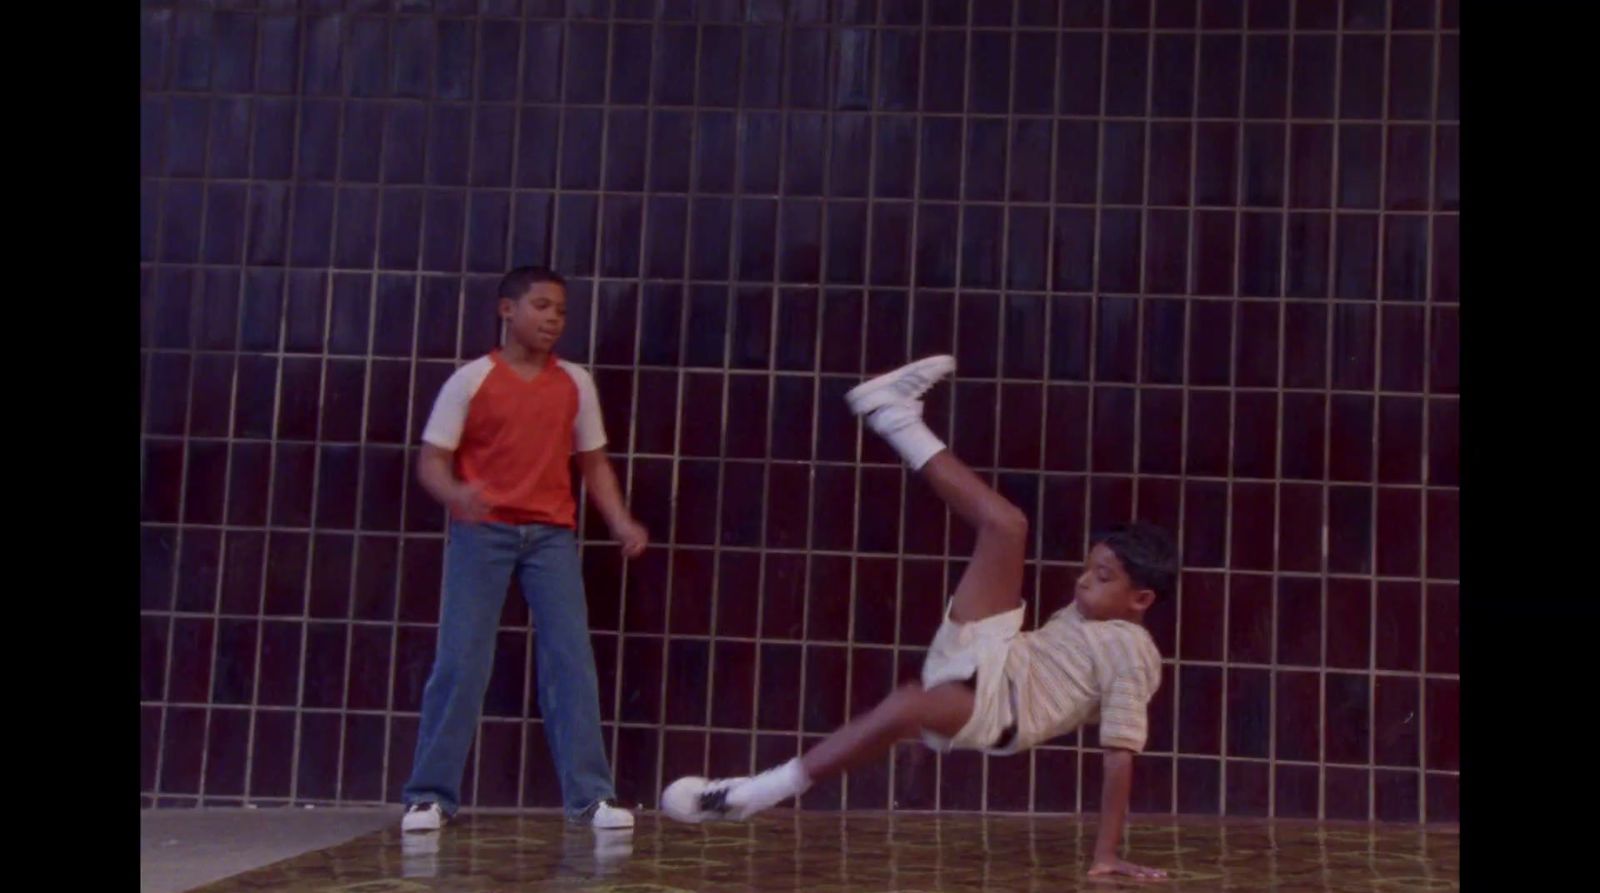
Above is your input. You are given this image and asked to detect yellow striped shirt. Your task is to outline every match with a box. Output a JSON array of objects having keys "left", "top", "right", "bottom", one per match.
[{"left": 1002, "top": 602, "right": 1163, "bottom": 753}]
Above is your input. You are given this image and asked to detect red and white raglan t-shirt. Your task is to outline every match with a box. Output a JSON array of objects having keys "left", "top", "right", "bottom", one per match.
[{"left": 421, "top": 351, "right": 607, "bottom": 528}]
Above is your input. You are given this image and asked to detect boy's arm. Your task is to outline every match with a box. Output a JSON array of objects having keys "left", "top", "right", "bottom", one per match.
[
  {"left": 417, "top": 444, "right": 489, "bottom": 522},
  {"left": 575, "top": 448, "right": 649, "bottom": 557},
  {"left": 1088, "top": 749, "right": 1168, "bottom": 880},
  {"left": 417, "top": 362, "right": 491, "bottom": 522}
]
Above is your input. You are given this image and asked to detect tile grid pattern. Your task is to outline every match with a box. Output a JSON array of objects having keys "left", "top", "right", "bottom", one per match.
[{"left": 139, "top": 0, "right": 1460, "bottom": 822}]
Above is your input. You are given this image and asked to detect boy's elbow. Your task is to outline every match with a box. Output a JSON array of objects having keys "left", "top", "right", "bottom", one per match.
[
  {"left": 1102, "top": 747, "right": 1135, "bottom": 766},
  {"left": 416, "top": 445, "right": 450, "bottom": 480}
]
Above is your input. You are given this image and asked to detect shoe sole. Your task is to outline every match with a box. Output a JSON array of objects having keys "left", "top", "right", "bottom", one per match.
[
  {"left": 844, "top": 355, "right": 956, "bottom": 415},
  {"left": 402, "top": 808, "right": 444, "bottom": 833}
]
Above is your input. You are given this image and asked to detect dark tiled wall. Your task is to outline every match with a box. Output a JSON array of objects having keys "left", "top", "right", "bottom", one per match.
[{"left": 140, "top": 0, "right": 1459, "bottom": 822}]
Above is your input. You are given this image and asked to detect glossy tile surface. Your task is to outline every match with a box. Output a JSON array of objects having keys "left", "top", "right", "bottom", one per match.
[{"left": 188, "top": 812, "right": 1459, "bottom": 892}]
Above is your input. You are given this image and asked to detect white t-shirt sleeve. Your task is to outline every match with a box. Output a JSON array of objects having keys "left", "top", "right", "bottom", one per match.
[
  {"left": 420, "top": 357, "right": 494, "bottom": 450},
  {"left": 561, "top": 360, "right": 609, "bottom": 453}
]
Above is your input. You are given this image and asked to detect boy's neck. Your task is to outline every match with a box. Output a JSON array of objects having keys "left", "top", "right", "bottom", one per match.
[
  {"left": 1105, "top": 604, "right": 1146, "bottom": 625},
  {"left": 1074, "top": 601, "right": 1146, "bottom": 625},
  {"left": 500, "top": 340, "right": 551, "bottom": 368}
]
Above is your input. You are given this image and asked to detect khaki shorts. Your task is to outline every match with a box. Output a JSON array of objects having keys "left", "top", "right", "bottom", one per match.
[{"left": 919, "top": 602, "right": 1025, "bottom": 753}]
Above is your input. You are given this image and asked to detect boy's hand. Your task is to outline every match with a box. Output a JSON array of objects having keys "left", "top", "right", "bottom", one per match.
[
  {"left": 612, "top": 516, "right": 649, "bottom": 558},
  {"left": 1088, "top": 857, "right": 1168, "bottom": 880},
  {"left": 1091, "top": 749, "right": 1165, "bottom": 881},
  {"left": 446, "top": 481, "right": 491, "bottom": 522}
]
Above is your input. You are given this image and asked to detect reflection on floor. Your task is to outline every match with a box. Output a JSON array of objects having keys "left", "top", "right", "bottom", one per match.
[{"left": 185, "top": 811, "right": 1458, "bottom": 892}]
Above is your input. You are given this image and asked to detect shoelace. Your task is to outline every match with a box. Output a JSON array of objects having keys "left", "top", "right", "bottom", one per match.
[
  {"left": 900, "top": 372, "right": 929, "bottom": 394},
  {"left": 893, "top": 365, "right": 946, "bottom": 399},
  {"left": 697, "top": 780, "right": 740, "bottom": 816}
]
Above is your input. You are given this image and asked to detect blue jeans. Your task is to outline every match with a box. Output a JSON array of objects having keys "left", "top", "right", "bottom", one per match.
[{"left": 403, "top": 521, "right": 616, "bottom": 818}]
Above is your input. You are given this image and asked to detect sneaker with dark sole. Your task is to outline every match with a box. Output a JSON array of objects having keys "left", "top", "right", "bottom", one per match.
[
  {"left": 659, "top": 775, "right": 752, "bottom": 823},
  {"left": 401, "top": 802, "right": 445, "bottom": 833},
  {"left": 572, "top": 799, "right": 635, "bottom": 831}
]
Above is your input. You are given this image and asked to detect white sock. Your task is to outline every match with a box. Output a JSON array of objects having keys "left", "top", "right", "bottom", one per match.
[
  {"left": 727, "top": 758, "right": 812, "bottom": 818},
  {"left": 872, "top": 411, "right": 947, "bottom": 471}
]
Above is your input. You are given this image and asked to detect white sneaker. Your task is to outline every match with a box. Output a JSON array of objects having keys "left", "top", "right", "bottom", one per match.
[
  {"left": 659, "top": 775, "right": 751, "bottom": 823},
  {"left": 845, "top": 354, "right": 956, "bottom": 416},
  {"left": 401, "top": 802, "right": 445, "bottom": 833},
  {"left": 589, "top": 799, "right": 635, "bottom": 831}
]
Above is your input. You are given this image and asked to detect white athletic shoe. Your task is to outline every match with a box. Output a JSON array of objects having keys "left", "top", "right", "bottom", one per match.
[
  {"left": 401, "top": 802, "right": 445, "bottom": 833},
  {"left": 659, "top": 775, "right": 752, "bottom": 823},
  {"left": 844, "top": 354, "right": 956, "bottom": 416},
  {"left": 588, "top": 799, "right": 635, "bottom": 830}
]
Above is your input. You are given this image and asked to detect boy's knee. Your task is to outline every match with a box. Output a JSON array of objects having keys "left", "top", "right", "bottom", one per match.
[
  {"left": 431, "top": 644, "right": 494, "bottom": 681},
  {"left": 884, "top": 683, "right": 930, "bottom": 731},
  {"left": 886, "top": 683, "right": 924, "bottom": 709},
  {"left": 987, "top": 502, "right": 1028, "bottom": 539}
]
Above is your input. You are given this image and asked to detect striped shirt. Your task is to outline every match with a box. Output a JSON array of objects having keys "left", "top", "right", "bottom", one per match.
[{"left": 1001, "top": 602, "right": 1163, "bottom": 753}]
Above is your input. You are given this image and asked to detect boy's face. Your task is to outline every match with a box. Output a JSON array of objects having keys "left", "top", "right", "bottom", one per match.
[
  {"left": 500, "top": 282, "right": 566, "bottom": 353},
  {"left": 1073, "top": 543, "right": 1155, "bottom": 622}
]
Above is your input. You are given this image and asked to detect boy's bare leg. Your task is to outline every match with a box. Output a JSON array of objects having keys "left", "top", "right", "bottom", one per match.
[
  {"left": 918, "top": 450, "right": 1028, "bottom": 623},
  {"left": 793, "top": 448, "right": 1026, "bottom": 781},
  {"left": 662, "top": 680, "right": 977, "bottom": 822},
  {"left": 802, "top": 355, "right": 1024, "bottom": 775},
  {"left": 843, "top": 354, "right": 1026, "bottom": 624},
  {"left": 799, "top": 681, "right": 974, "bottom": 780},
  {"left": 660, "top": 356, "right": 1025, "bottom": 823}
]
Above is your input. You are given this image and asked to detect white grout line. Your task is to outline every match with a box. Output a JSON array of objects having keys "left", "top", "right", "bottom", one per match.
[
  {"left": 935, "top": 0, "right": 979, "bottom": 813},
  {"left": 1131, "top": 0, "right": 1165, "bottom": 816},
  {"left": 185, "top": 6, "right": 234, "bottom": 805},
  {"left": 325, "top": 16, "right": 369, "bottom": 805},
  {"left": 800, "top": 10, "right": 851, "bottom": 812},
  {"left": 754, "top": 8, "right": 799, "bottom": 788},
  {"left": 500, "top": 1, "right": 535, "bottom": 813},
  {"left": 1326, "top": 0, "right": 1359, "bottom": 820},
  {"left": 1028, "top": 0, "right": 1069, "bottom": 816},
  {"left": 1417, "top": 8, "right": 1444, "bottom": 824},
  {"left": 1075, "top": 0, "right": 1111, "bottom": 816},
  {"left": 236, "top": 28, "right": 291, "bottom": 805},
  {"left": 1276, "top": 0, "right": 1310, "bottom": 820},
  {"left": 649, "top": 12, "right": 703, "bottom": 811}
]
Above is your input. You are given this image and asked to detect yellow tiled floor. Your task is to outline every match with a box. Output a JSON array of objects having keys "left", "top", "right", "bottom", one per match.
[{"left": 188, "top": 812, "right": 1459, "bottom": 892}]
